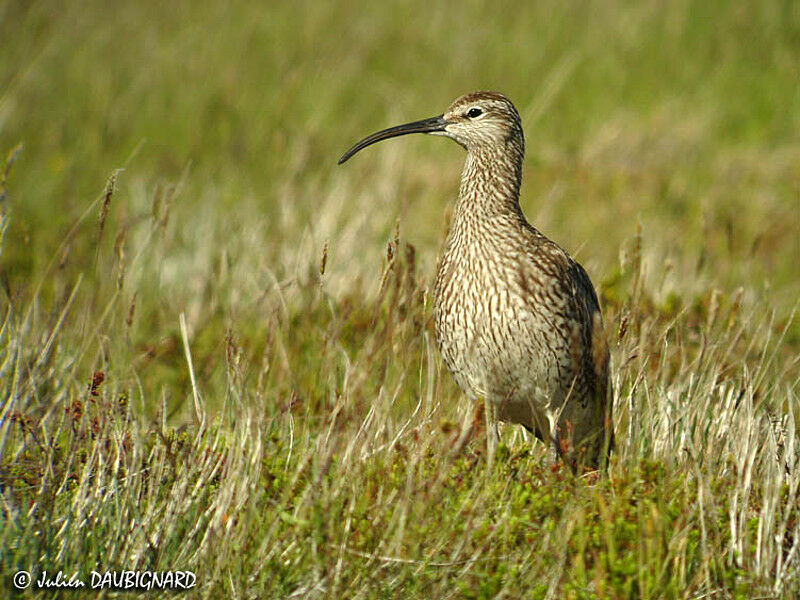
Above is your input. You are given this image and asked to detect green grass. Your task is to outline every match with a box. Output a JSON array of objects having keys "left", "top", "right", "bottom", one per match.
[{"left": 1, "top": 0, "right": 799, "bottom": 597}]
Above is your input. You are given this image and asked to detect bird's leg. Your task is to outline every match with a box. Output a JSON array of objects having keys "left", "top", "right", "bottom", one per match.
[
  {"left": 546, "top": 413, "right": 560, "bottom": 466},
  {"left": 546, "top": 414, "right": 579, "bottom": 472},
  {"left": 450, "top": 399, "right": 484, "bottom": 457},
  {"left": 483, "top": 396, "right": 498, "bottom": 467}
]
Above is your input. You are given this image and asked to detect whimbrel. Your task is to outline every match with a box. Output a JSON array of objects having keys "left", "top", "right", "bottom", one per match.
[{"left": 339, "top": 91, "right": 613, "bottom": 468}]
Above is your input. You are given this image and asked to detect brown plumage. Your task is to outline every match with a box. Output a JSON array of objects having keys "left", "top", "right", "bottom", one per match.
[{"left": 339, "top": 91, "right": 613, "bottom": 468}]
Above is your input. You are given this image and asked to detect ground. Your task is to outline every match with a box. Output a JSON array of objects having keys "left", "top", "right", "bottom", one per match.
[{"left": 1, "top": 1, "right": 799, "bottom": 598}]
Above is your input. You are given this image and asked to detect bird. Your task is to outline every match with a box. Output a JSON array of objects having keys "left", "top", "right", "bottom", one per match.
[{"left": 338, "top": 91, "right": 613, "bottom": 469}]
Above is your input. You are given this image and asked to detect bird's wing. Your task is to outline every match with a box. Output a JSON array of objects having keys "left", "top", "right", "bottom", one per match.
[{"left": 523, "top": 238, "right": 610, "bottom": 396}]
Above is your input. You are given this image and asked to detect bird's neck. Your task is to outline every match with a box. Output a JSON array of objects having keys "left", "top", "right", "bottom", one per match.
[{"left": 453, "top": 142, "right": 525, "bottom": 226}]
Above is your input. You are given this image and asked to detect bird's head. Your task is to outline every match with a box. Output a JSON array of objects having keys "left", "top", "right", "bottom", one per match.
[{"left": 338, "top": 91, "right": 523, "bottom": 164}]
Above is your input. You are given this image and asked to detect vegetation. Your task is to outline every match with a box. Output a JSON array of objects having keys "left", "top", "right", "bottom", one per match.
[{"left": 1, "top": 0, "right": 798, "bottom": 597}]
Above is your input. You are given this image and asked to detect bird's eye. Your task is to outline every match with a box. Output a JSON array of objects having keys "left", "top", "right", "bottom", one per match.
[{"left": 466, "top": 107, "right": 483, "bottom": 118}]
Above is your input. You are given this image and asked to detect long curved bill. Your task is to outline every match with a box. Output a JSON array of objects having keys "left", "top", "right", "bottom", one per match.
[{"left": 338, "top": 115, "right": 447, "bottom": 164}]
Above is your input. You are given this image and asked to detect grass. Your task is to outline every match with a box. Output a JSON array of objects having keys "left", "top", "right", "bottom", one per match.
[{"left": 1, "top": 0, "right": 799, "bottom": 597}]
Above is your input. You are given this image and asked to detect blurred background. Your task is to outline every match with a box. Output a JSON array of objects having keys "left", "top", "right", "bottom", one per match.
[
  {"left": 1, "top": 0, "right": 798, "bottom": 398},
  {"left": 2, "top": 2, "right": 799, "bottom": 592},
  {"left": 0, "top": 0, "right": 800, "bottom": 272}
]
